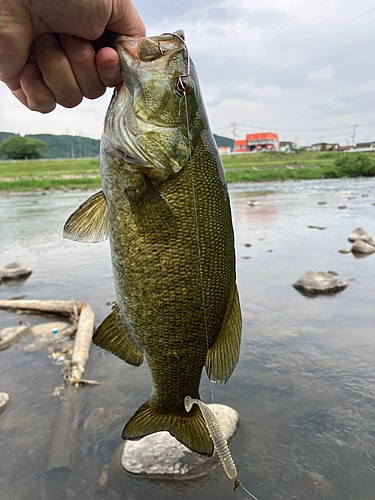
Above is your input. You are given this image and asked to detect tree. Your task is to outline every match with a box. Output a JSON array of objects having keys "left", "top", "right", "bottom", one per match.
[{"left": 0, "top": 135, "right": 48, "bottom": 159}]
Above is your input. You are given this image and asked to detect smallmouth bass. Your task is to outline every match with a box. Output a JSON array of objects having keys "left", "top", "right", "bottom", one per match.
[{"left": 64, "top": 31, "right": 241, "bottom": 457}]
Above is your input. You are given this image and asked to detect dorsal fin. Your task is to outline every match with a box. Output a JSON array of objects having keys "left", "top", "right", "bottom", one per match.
[
  {"left": 63, "top": 190, "right": 109, "bottom": 243},
  {"left": 93, "top": 303, "right": 143, "bottom": 367}
]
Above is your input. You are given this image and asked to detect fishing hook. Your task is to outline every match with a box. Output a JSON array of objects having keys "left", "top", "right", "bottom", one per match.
[{"left": 161, "top": 32, "right": 190, "bottom": 93}]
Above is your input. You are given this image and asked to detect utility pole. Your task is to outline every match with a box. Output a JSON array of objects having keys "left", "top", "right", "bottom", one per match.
[
  {"left": 352, "top": 124, "right": 358, "bottom": 147},
  {"left": 230, "top": 122, "right": 238, "bottom": 142}
]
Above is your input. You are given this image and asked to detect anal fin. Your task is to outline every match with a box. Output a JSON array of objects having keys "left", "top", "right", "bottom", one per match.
[
  {"left": 123, "top": 400, "right": 214, "bottom": 456},
  {"left": 205, "top": 282, "right": 242, "bottom": 383},
  {"left": 63, "top": 190, "right": 109, "bottom": 243},
  {"left": 93, "top": 303, "right": 143, "bottom": 366}
]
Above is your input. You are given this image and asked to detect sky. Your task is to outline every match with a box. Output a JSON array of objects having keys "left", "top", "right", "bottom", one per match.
[{"left": 0, "top": 0, "right": 374, "bottom": 146}]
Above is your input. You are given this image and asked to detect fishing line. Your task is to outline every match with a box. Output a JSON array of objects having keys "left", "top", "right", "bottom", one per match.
[{"left": 163, "top": 31, "right": 215, "bottom": 405}]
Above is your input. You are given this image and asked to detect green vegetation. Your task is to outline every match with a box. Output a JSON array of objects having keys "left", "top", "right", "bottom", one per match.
[
  {"left": 0, "top": 136, "right": 47, "bottom": 160},
  {"left": 334, "top": 153, "right": 375, "bottom": 177},
  {"left": 221, "top": 150, "right": 339, "bottom": 169},
  {"left": 0, "top": 151, "right": 374, "bottom": 192},
  {"left": 0, "top": 158, "right": 100, "bottom": 178},
  {"left": 0, "top": 177, "right": 101, "bottom": 192}
]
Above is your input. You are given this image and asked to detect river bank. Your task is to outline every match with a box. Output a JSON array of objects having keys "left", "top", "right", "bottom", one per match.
[{"left": 1, "top": 152, "right": 374, "bottom": 192}]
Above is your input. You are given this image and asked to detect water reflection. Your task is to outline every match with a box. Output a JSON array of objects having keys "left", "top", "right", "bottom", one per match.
[{"left": 0, "top": 178, "right": 374, "bottom": 499}]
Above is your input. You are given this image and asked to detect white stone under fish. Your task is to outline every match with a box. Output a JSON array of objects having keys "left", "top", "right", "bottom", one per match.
[{"left": 121, "top": 404, "right": 239, "bottom": 477}]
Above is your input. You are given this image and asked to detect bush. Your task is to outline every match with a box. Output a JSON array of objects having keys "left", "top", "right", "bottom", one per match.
[{"left": 334, "top": 153, "right": 375, "bottom": 177}]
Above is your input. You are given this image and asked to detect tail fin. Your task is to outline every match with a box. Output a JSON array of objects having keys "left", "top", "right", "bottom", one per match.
[{"left": 122, "top": 401, "right": 214, "bottom": 457}]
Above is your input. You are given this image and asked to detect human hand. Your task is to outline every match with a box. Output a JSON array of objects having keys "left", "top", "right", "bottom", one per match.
[{"left": 0, "top": 0, "right": 145, "bottom": 113}]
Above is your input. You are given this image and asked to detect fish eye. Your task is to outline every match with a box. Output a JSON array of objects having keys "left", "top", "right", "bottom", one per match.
[{"left": 174, "top": 77, "right": 192, "bottom": 96}]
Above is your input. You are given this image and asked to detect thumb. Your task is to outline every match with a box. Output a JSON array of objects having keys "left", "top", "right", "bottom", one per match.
[{"left": 106, "top": 0, "right": 146, "bottom": 38}]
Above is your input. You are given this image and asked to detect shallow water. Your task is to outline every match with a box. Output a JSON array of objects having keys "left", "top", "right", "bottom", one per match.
[{"left": 0, "top": 178, "right": 374, "bottom": 500}]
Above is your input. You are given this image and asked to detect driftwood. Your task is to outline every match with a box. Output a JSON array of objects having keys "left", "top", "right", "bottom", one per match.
[
  {"left": 69, "top": 302, "right": 95, "bottom": 382},
  {"left": 46, "top": 302, "right": 96, "bottom": 474},
  {"left": 0, "top": 325, "right": 31, "bottom": 350},
  {"left": 0, "top": 299, "right": 84, "bottom": 316}
]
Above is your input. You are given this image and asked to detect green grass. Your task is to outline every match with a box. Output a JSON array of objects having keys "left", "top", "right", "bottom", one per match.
[
  {"left": 0, "top": 158, "right": 100, "bottom": 178},
  {"left": 0, "top": 152, "right": 374, "bottom": 192},
  {"left": 0, "top": 177, "right": 101, "bottom": 192},
  {"left": 221, "top": 150, "right": 340, "bottom": 169}
]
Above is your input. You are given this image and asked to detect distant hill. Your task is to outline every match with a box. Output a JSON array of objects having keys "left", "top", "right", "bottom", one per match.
[{"left": 0, "top": 131, "right": 233, "bottom": 159}]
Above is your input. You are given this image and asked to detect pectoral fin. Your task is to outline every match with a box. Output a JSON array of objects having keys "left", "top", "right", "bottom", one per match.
[
  {"left": 205, "top": 283, "right": 242, "bottom": 383},
  {"left": 127, "top": 176, "right": 176, "bottom": 237},
  {"left": 93, "top": 303, "right": 143, "bottom": 366},
  {"left": 63, "top": 190, "right": 109, "bottom": 243}
]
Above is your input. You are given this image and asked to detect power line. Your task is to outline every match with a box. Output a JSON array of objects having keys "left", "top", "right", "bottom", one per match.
[{"left": 214, "top": 122, "right": 375, "bottom": 134}]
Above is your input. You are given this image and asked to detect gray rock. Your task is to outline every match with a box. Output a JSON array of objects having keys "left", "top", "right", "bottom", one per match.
[
  {"left": 308, "top": 225, "right": 326, "bottom": 230},
  {"left": 348, "top": 228, "right": 372, "bottom": 243},
  {"left": 351, "top": 240, "right": 375, "bottom": 254},
  {"left": 248, "top": 200, "right": 261, "bottom": 206},
  {"left": 0, "top": 263, "right": 32, "bottom": 281},
  {"left": 338, "top": 205, "right": 347, "bottom": 209},
  {"left": 293, "top": 271, "right": 348, "bottom": 294},
  {"left": 0, "top": 325, "right": 31, "bottom": 350},
  {"left": 338, "top": 248, "right": 351, "bottom": 254},
  {"left": 0, "top": 392, "right": 10, "bottom": 415},
  {"left": 121, "top": 404, "right": 239, "bottom": 477}
]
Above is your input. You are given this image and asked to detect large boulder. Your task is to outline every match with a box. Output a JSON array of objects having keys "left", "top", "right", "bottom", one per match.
[
  {"left": 121, "top": 404, "right": 239, "bottom": 477},
  {"left": 293, "top": 271, "right": 348, "bottom": 294},
  {"left": 348, "top": 228, "right": 372, "bottom": 243},
  {"left": 0, "top": 263, "right": 32, "bottom": 281},
  {"left": 351, "top": 240, "right": 375, "bottom": 254}
]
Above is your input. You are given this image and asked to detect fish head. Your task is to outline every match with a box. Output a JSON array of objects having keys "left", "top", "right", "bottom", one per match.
[{"left": 103, "top": 31, "right": 198, "bottom": 180}]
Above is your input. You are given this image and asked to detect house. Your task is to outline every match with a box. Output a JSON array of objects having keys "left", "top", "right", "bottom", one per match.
[
  {"left": 235, "top": 132, "right": 279, "bottom": 152},
  {"left": 336, "top": 146, "right": 353, "bottom": 152},
  {"left": 279, "top": 141, "right": 296, "bottom": 153},
  {"left": 355, "top": 141, "right": 375, "bottom": 150},
  {"left": 311, "top": 143, "right": 339, "bottom": 151}
]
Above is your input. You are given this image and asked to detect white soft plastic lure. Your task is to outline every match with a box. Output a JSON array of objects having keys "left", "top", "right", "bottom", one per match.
[
  {"left": 184, "top": 396, "right": 237, "bottom": 479},
  {"left": 184, "top": 396, "right": 260, "bottom": 500}
]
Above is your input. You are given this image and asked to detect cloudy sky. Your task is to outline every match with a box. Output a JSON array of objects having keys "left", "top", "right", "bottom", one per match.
[{"left": 0, "top": 0, "right": 374, "bottom": 146}]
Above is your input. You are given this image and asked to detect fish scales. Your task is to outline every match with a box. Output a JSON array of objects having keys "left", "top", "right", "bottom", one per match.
[{"left": 63, "top": 31, "right": 241, "bottom": 457}]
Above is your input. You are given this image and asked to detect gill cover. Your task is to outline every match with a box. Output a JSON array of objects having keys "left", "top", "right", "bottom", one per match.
[{"left": 103, "top": 31, "right": 197, "bottom": 177}]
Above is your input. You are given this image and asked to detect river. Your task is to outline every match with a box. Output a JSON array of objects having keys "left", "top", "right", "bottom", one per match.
[{"left": 0, "top": 177, "right": 374, "bottom": 500}]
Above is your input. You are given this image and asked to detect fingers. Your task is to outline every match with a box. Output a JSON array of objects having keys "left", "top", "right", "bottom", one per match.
[
  {"left": 15, "top": 62, "right": 56, "bottom": 113},
  {"left": 34, "top": 34, "right": 83, "bottom": 108},
  {"left": 59, "top": 34, "right": 106, "bottom": 99},
  {"left": 12, "top": 34, "right": 121, "bottom": 113},
  {"left": 96, "top": 47, "right": 122, "bottom": 88}
]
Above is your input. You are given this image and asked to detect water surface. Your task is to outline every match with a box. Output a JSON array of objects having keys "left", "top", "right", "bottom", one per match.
[{"left": 0, "top": 178, "right": 374, "bottom": 500}]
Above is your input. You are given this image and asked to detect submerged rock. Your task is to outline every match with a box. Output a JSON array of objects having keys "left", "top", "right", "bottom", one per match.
[
  {"left": 121, "top": 404, "right": 239, "bottom": 477},
  {"left": 293, "top": 271, "right": 348, "bottom": 294},
  {"left": 351, "top": 240, "right": 375, "bottom": 254},
  {"left": 0, "top": 262, "right": 32, "bottom": 281},
  {"left": 248, "top": 200, "right": 261, "bottom": 206},
  {"left": 0, "top": 392, "right": 10, "bottom": 415},
  {"left": 0, "top": 325, "right": 31, "bottom": 350},
  {"left": 338, "top": 205, "right": 347, "bottom": 209},
  {"left": 348, "top": 228, "right": 372, "bottom": 243},
  {"left": 338, "top": 248, "right": 351, "bottom": 254}
]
